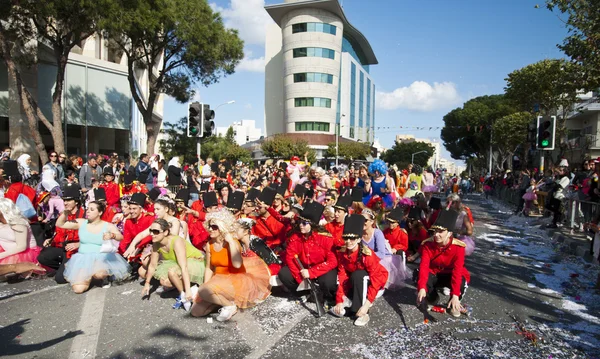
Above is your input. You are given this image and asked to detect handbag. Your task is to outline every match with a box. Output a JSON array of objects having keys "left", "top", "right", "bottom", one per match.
[{"left": 100, "top": 239, "right": 119, "bottom": 253}]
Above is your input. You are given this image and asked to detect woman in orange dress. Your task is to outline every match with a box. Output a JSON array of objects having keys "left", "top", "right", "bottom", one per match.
[{"left": 191, "top": 209, "right": 270, "bottom": 322}]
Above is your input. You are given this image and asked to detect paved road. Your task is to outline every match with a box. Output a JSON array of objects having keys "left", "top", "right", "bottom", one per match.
[{"left": 1, "top": 194, "right": 599, "bottom": 359}]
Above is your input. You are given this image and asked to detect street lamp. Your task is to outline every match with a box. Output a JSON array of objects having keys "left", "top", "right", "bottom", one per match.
[
  {"left": 336, "top": 115, "right": 345, "bottom": 167},
  {"left": 411, "top": 150, "right": 428, "bottom": 164},
  {"left": 215, "top": 100, "right": 235, "bottom": 111}
]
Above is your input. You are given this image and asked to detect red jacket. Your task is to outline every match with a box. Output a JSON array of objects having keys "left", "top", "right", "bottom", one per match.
[
  {"left": 383, "top": 226, "right": 408, "bottom": 252},
  {"left": 52, "top": 206, "right": 86, "bottom": 258},
  {"left": 101, "top": 206, "right": 117, "bottom": 223},
  {"left": 253, "top": 214, "right": 285, "bottom": 249},
  {"left": 408, "top": 227, "right": 429, "bottom": 243},
  {"left": 324, "top": 221, "right": 344, "bottom": 247},
  {"left": 119, "top": 213, "right": 154, "bottom": 254},
  {"left": 417, "top": 238, "right": 470, "bottom": 297},
  {"left": 266, "top": 207, "right": 293, "bottom": 237},
  {"left": 100, "top": 181, "right": 120, "bottom": 207},
  {"left": 121, "top": 183, "right": 148, "bottom": 196},
  {"left": 336, "top": 246, "right": 388, "bottom": 303},
  {"left": 284, "top": 232, "right": 337, "bottom": 284}
]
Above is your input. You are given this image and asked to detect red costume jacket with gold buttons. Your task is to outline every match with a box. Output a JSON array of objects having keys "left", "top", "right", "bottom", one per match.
[
  {"left": 335, "top": 245, "right": 388, "bottom": 304},
  {"left": 284, "top": 232, "right": 337, "bottom": 284},
  {"left": 417, "top": 238, "right": 471, "bottom": 297}
]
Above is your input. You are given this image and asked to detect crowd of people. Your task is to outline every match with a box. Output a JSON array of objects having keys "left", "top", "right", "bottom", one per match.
[{"left": 0, "top": 146, "right": 473, "bottom": 326}]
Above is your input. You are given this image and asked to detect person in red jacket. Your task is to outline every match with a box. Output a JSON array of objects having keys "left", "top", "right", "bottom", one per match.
[
  {"left": 406, "top": 208, "right": 429, "bottom": 262},
  {"left": 252, "top": 187, "right": 285, "bottom": 250},
  {"left": 93, "top": 188, "right": 118, "bottom": 223},
  {"left": 121, "top": 173, "right": 148, "bottom": 196},
  {"left": 383, "top": 207, "right": 408, "bottom": 255},
  {"left": 331, "top": 214, "right": 388, "bottom": 326},
  {"left": 100, "top": 167, "right": 120, "bottom": 210},
  {"left": 119, "top": 193, "right": 154, "bottom": 257},
  {"left": 278, "top": 202, "right": 338, "bottom": 301},
  {"left": 325, "top": 194, "right": 352, "bottom": 248},
  {"left": 416, "top": 209, "right": 470, "bottom": 317}
]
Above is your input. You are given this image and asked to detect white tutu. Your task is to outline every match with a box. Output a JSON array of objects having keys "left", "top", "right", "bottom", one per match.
[{"left": 380, "top": 254, "right": 411, "bottom": 289}]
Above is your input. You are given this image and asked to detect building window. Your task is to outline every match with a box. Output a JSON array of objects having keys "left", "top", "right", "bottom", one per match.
[
  {"left": 293, "top": 73, "right": 334, "bottom": 84},
  {"left": 366, "top": 78, "right": 371, "bottom": 130},
  {"left": 293, "top": 47, "right": 335, "bottom": 60},
  {"left": 292, "top": 22, "right": 337, "bottom": 35},
  {"left": 350, "top": 127, "right": 355, "bottom": 138},
  {"left": 359, "top": 71, "right": 364, "bottom": 128},
  {"left": 294, "top": 97, "right": 332, "bottom": 108},
  {"left": 295, "top": 122, "right": 330, "bottom": 132},
  {"left": 350, "top": 63, "right": 356, "bottom": 129}
]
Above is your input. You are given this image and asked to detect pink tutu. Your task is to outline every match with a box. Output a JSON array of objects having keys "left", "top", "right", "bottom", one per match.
[
  {"left": 457, "top": 235, "right": 475, "bottom": 256},
  {"left": 0, "top": 246, "right": 42, "bottom": 265},
  {"left": 422, "top": 185, "right": 438, "bottom": 193},
  {"left": 380, "top": 254, "right": 411, "bottom": 289},
  {"left": 522, "top": 192, "right": 537, "bottom": 201}
]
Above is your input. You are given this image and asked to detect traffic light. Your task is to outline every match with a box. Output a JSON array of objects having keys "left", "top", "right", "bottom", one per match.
[
  {"left": 536, "top": 115, "right": 556, "bottom": 150},
  {"left": 200, "top": 103, "right": 215, "bottom": 138},
  {"left": 187, "top": 102, "right": 202, "bottom": 137},
  {"left": 527, "top": 119, "right": 537, "bottom": 148}
]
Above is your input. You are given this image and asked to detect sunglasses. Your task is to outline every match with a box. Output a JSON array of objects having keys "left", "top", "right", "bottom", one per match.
[
  {"left": 49, "top": 154, "right": 57, "bottom": 158},
  {"left": 209, "top": 224, "right": 220, "bottom": 231},
  {"left": 299, "top": 220, "right": 311, "bottom": 226},
  {"left": 149, "top": 229, "right": 162, "bottom": 235}
]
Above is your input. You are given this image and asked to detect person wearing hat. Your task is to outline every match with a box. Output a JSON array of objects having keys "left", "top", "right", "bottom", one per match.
[
  {"left": 325, "top": 195, "right": 352, "bottom": 247},
  {"left": 240, "top": 188, "right": 260, "bottom": 219},
  {"left": 93, "top": 188, "right": 117, "bottom": 223},
  {"left": 406, "top": 207, "right": 429, "bottom": 262},
  {"left": 286, "top": 152, "right": 309, "bottom": 188},
  {"left": 119, "top": 193, "right": 155, "bottom": 257},
  {"left": 383, "top": 207, "right": 408, "bottom": 255},
  {"left": 416, "top": 209, "right": 471, "bottom": 317},
  {"left": 292, "top": 184, "right": 308, "bottom": 206},
  {"left": 100, "top": 167, "right": 120, "bottom": 211},
  {"left": 252, "top": 187, "right": 286, "bottom": 250},
  {"left": 145, "top": 187, "right": 162, "bottom": 214},
  {"left": 37, "top": 183, "right": 86, "bottom": 284},
  {"left": 121, "top": 172, "right": 148, "bottom": 196},
  {"left": 547, "top": 165, "right": 571, "bottom": 229},
  {"left": 225, "top": 191, "right": 245, "bottom": 217},
  {"left": 174, "top": 189, "right": 209, "bottom": 252},
  {"left": 278, "top": 201, "right": 338, "bottom": 302},
  {"left": 331, "top": 214, "right": 388, "bottom": 326}
]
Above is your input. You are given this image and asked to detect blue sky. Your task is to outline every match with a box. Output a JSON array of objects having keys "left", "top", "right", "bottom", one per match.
[{"left": 163, "top": 0, "right": 568, "bottom": 164}]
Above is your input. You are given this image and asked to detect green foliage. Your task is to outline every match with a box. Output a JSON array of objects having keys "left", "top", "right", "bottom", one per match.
[
  {"left": 492, "top": 112, "right": 534, "bottom": 169},
  {"left": 440, "top": 95, "right": 517, "bottom": 161},
  {"left": 225, "top": 126, "right": 235, "bottom": 144},
  {"left": 546, "top": 0, "right": 600, "bottom": 89},
  {"left": 325, "top": 141, "right": 371, "bottom": 161},
  {"left": 160, "top": 117, "right": 251, "bottom": 165},
  {"left": 382, "top": 141, "right": 434, "bottom": 168},
  {"left": 261, "top": 135, "right": 317, "bottom": 163}
]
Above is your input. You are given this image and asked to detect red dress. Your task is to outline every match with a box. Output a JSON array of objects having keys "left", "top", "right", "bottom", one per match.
[
  {"left": 417, "top": 238, "right": 471, "bottom": 297},
  {"left": 335, "top": 246, "right": 388, "bottom": 304},
  {"left": 284, "top": 232, "right": 337, "bottom": 284}
]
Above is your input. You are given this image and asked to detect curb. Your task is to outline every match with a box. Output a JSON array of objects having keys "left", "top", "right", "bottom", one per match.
[{"left": 551, "top": 232, "right": 597, "bottom": 264}]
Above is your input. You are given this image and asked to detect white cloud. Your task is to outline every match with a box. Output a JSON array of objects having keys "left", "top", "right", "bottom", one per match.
[
  {"left": 211, "top": 0, "right": 273, "bottom": 46},
  {"left": 376, "top": 81, "right": 462, "bottom": 112},
  {"left": 237, "top": 55, "right": 266, "bottom": 73}
]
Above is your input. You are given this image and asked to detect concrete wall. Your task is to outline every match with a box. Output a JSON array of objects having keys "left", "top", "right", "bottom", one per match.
[{"left": 265, "top": 22, "right": 285, "bottom": 137}]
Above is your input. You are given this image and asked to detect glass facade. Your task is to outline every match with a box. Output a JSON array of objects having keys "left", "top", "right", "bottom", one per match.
[
  {"left": 294, "top": 72, "right": 334, "bottom": 84},
  {"left": 342, "top": 36, "right": 369, "bottom": 73},
  {"left": 292, "top": 22, "right": 337, "bottom": 35},
  {"left": 295, "top": 122, "right": 330, "bottom": 132},
  {"left": 294, "top": 97, "right": 332, "bottom": 108},
  {"left": 359, "top": 72, "right": 364, "bottom": 128},
  {"left": 293, "top": 47, "right": 335, "bottom": 59},
  {"left": 350, "top": 63, "right": 356, "bottom": 138},
  {"left": 366, "top": 78, "right": 371, "bottom": 131}
]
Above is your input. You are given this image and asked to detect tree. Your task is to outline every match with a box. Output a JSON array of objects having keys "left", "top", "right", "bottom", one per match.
[
  {"left": 440, "top": 95, "right": 517, "bottom": 163},
  {"left": 225, "top": 126, "right": 236, "bottom": 144},
  {"left": 325, "top": 141, "right": 371, "bottom": 161},
  {"left": 492, "top": 112, "right": 533, "bottom": 170},
  {"left": 382, "top": 141, "right": 434, "bottom": 169},
  {"left": 102, "top": 0, "right": 244, "bottom": 154},
  {"left": 0, "top": 0, "right": 104, "bottom": 163},
  {"left": 261, "top": 135, "right": 316, "bottom": 163},
  {"left": 546, "top": 0, "right": 600, "bottom": 89}
]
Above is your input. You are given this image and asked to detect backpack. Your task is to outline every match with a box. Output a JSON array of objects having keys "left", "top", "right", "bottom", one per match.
[{"left": 16, "top": 193, "right": 36, "bottom": 219}]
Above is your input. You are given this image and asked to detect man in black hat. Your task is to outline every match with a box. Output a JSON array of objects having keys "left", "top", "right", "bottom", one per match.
[
  {"left": 240, "top": 188, "right": 260, "bottom": 219},
  {"left": 225, "top": 191, "right": 245, "bottom": 216},
  {"left": 278, "top": 202, "right": 338, "bottom": 302},
  {"left": 253, "top": 187, "right": 285, "bottom": 249},
  {"left": 415, "top": 209, "right": 471, "bottom": 317},
  {"left": 121, "top": 172, "right": 148, "bottom": 196},
  {"left": 292, "top": 184, "right": 308, "bottom": 206},
  {"left": 100, "top": 167, "right": 120, "bottom": 210},
  {"left": 383, "top": 207, "right": 408, "bottom": 255},
  {"left": 119, "top": 192, "right": 155, "bottom": 257},
  {"left": 37, "top": 183, "right": 86, "bottom": 284},
  {"left": 325, "top": 195, "right": 352, "bottom": 247}
]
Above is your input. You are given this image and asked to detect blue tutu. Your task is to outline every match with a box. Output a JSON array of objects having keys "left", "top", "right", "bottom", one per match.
[{"left": 64, "top": 252, "right": 131, "bottom": 285}]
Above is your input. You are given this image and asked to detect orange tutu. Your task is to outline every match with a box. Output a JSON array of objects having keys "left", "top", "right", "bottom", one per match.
[{"left": 196, "top": 253, "right": 271, "bottom": 308}]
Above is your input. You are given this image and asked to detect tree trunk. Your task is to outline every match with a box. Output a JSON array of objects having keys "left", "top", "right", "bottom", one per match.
[{"left": 49, "top": 52, "right": 68, "bottom": 155}]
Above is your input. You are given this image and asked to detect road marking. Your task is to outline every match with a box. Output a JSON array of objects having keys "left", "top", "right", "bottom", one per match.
[
  {"left": 68, "top": 288, "right": 107, "bottom": 359},
  {"left": 1, "top": 283, "right": 67, "bottom": 303},
  {"left": 244, "top": 308, "right": 309, "bottom": 359}
]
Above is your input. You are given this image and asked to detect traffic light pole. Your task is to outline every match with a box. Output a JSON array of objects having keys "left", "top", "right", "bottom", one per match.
[{"left": 197, "top": 137, "right": 201, "bottom": 172}]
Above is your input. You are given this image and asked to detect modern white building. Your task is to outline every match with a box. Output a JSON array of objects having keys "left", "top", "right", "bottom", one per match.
[
  {"left": 215, "top": 119, "right": 263, "bottom": 146},
  {"left": 562, "top": 90, "right": 600, "bottom": 163},
  {"left": 395, "top": 134, "right": 441, "bottom": 170},
  {"left": 0, "top": 33, "right": 163, "bottom": 167},
  {"left": 264, "top": 0, "right": 378, "bottom": 155}
]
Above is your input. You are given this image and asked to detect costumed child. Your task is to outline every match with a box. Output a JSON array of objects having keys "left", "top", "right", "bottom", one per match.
[
  {"left": 331, "top": 214, "right": 388, "bottom": 326},
  {"left": 522, "top": 178, "right": 538, "bottom": 216}
]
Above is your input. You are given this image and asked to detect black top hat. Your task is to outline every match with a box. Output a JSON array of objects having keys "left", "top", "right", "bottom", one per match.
[
  {"left": 293, "top": 184, "right": 307, "bottom": 197},
  {"left": 200, "top": 182, "right": 210, "bottom": 193},
  {"left": 299, "top": 201, "right": 324, "bottom": 225},
  {"left": 175, "top": 188, "right": 189, "bottom": 203},
  {"left": 3, "top": 161, "right": 21, "bottom": 181},
  {"left": 430, "top": 209, "right": 459, "bottom": 231},
  {"left": 342, "top": 214, "right": 365, "bottom": 239},
  {"left": 350, "top": 188, "right": 364, "bottom": 202},
  {"left": 62, "top": 183, "right": 81, "bottom": 200},
  {"left": 202, "top": 191, "right": 219, "bottom": 208},
  {"left": 210, "top": 163, "right": 219, "bottom": 173},
  {"left": 408, "top": 207, "right": 422, "bottom": 221},
  {"left": 148, "top": 187, "right": 161, "bottom": 202},
  {"left": 333, "top": 195, "right": 352, "bottom": 212},
  {"left": 305, "top": 188, "right": 315, "bottom": 200},
  {"left": 428, "top": 197, "right": 442, "bottom": 210},
  {"left": 103, "top": 167, "right": 114, "bottom": 176},
  {"left": 129, "top": 192, "right": 147, "bottom": 207},
  {"left": 226, "top": 191, "right": 245, "bottom": 212},
  {"left": 280, "top": 178, "right": 290, "bottom": 193},
  {"left": 124, "top": 173, "right": 135, "bottom": 185},
  {"left": 258, "top": 186, "right": 277, "bottom": 206},
  {"left": 94, "top": 188, "right": 107, "bottom": 202},
  {"left": 279, "top": 161, "right": 288, "bottom": 171},
  {"left": 138, "top": 172, "right": 149, "bottom": 184},
  {"left": 245, "top": 188, "right": 260, "bottom": 202},
  {"left": 387, "top": 207, "right": 405, "bottom": 222}
]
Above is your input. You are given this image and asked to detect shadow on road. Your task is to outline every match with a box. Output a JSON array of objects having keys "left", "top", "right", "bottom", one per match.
[{"left": 0, "top": 318, "right": 82, "bottom": 356}]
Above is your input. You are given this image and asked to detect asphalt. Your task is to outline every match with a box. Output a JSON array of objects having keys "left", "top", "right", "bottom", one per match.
[{"left": 1, "top": 194, "right": 599, "bottom": 359}]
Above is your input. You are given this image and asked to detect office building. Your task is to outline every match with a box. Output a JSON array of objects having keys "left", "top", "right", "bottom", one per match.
[{"left": 216, "top": 119, "right": 263, "bottom": 146}]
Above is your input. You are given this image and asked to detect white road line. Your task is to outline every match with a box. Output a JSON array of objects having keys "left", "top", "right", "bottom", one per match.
[
  {"left": 1, "top": 283, "right": 67, "bottom": 303},
  {"left": 244, "top": 309, "right": 309, "bottom": 359},
  {"left": 68, "top": 288, "right": 107, "bottom": 359}
]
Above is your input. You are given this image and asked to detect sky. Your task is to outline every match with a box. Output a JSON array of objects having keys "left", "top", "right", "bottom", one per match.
[{"left": 163, "top": 0, "right": 569, "bottom": 165}]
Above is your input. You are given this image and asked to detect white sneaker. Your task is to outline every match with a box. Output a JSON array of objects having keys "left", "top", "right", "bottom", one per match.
[
  {"left": 442, "top": 287, "right": 451, "bottom": 296},
  {"left": 341, "top": 295, "right": 352, "bottom": 308},
  {"left": 354, "top": 314, "right": 370, "bottom": 326},
  {"left": 329, "top": 307, "right": 346, "bottom": 317},
  {"left": 216, "top": 305, "right": 238, "bottom": 322}
]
